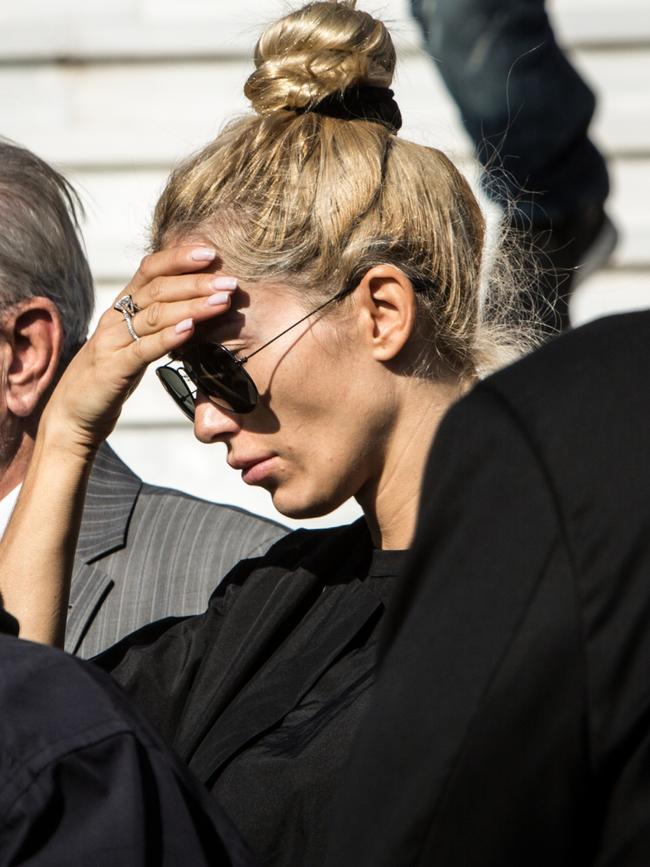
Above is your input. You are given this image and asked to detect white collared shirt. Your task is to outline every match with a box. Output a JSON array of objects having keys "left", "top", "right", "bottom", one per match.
[{"left": 0, "top": 483, "right": 21, "bottom": 539}]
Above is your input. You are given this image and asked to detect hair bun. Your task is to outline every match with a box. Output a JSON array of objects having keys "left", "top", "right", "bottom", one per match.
[{"left": 244, "top": 1, "right": 396, "bottom": 116}]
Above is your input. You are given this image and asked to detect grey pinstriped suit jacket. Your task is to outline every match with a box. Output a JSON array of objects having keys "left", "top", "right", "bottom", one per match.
[{"left": 66, "top": 443, "right": 288, "bottom": 659}]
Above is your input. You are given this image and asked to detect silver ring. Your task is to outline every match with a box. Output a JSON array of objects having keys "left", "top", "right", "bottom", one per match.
[
  {"left": 113, "top": 294, "right": 141, "bottom": 342},
  {"left": 114, "top": 294, "right": 140, "bottom": 316}
]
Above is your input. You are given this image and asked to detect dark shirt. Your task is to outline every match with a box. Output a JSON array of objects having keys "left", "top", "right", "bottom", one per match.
[
  {"left": 0, "top": 613, "right": 253, "bottom": 867},
  {"left": 94, "top": 520, "right": 406, "bottom": 867}
]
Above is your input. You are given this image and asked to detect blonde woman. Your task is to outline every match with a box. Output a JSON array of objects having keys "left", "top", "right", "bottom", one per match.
[{"left": 0, "top": 2, "right": 525, "bottom": 864}]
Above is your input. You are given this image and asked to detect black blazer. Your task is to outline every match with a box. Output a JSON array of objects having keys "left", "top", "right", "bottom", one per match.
[{"left": 325, "top": 310, "right": 650, "bottom": 867}]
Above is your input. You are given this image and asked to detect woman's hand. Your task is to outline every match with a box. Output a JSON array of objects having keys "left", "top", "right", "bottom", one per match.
[
  {"left": 0, "top": 244, "right": 237, "bottom": 646},
  {"left": 42, "top": 245, "right": 236, "bottom": 455}
]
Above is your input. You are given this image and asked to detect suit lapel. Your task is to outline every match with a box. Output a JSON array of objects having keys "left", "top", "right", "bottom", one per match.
[
  {"left": 75, "top": 442, "right": 142, "bottom": 563},
  {"left": 67, "top": 560, "right": 114, "bottom": 654},
  {"left": 67, "top": 443, "right": 142, "bottom": 654}
]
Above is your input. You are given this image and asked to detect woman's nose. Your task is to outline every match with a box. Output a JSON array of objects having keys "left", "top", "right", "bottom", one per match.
[{"left": 193, "top": 393, "right": 242, "bottom": 443}]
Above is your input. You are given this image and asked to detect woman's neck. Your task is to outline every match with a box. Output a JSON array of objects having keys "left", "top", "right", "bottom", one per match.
[{"left": 357, "top": 377, "right": 467, "bottom": 550}]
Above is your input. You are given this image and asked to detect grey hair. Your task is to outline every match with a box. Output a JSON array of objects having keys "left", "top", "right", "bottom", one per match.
[{"left": 0, "top": 138, "right": 94, "bottom": 368}]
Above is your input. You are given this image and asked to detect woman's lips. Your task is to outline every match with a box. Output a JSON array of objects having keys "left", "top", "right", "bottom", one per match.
[
  {"left": 230, "top": 456, "right": 278, "bottom": 486},
  {"left": 242, "top": 457, "right": 278, "bottom": 486}
]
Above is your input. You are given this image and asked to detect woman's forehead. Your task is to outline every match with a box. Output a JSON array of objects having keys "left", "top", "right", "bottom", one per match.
[{"left": 198, "top": 276, "right": 301, "bottom": 342}]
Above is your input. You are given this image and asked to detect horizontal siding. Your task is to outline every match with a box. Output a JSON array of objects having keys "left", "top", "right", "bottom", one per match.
[
  {"left": 1, "top": 0, "right": 649, "bottom": 60},
  {"left": 2, "top": 50, "right": 649, "bottom": 166},
  {"left": 2, "top": 0, "right": 649, "bottom": 526}
]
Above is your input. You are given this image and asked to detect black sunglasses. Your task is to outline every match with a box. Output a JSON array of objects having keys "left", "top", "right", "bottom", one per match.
[{"left": 156, "top": 289, "right": 347, "bottom": 421}]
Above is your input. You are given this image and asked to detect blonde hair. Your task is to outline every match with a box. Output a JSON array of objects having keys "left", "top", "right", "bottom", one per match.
[{"left": 152, "top": 0, "right": 528, "bottom": 378}]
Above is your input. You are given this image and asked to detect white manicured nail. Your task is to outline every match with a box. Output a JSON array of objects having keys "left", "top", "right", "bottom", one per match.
[
  {"left": 191, "top": 248, "right": 217, "bottom": 262},
  {"left": 210, "top": 276, "right": 238, "bottom": 290},
  {"left": 207, "top": 292, "right": 231, "bottom": 306},
  {"left": 175, "top": 318, "right": 194, "bottom": 334}
]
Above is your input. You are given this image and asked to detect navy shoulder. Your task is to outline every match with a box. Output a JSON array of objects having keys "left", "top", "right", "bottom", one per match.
[{"left": 0, "top": 634, "right": 146, "bottom": 785}]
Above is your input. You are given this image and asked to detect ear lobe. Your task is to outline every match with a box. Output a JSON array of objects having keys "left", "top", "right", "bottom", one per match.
[
  {"left": 360, "top": 265, "right": 417, "bottom": 363},
  {"left": 4, "top": 300, "right": 63, "bottom": 419}
]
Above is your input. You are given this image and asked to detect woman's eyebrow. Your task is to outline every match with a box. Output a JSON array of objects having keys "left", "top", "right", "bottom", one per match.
[{"left": 198, "top": 309, "right": 248, "bottom": 342}]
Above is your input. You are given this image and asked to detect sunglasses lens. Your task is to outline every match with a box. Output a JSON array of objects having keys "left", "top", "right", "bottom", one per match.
[
  {"left": 156, "top": 366, "right": 196, "bottom": 421},
  {"left": 181, "top": 344, "right": 258, "bottom": 414}
]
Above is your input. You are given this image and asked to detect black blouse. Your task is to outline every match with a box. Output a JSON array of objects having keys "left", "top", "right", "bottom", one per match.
[{"left": 94, "top": 519, "right": 406, "bottom": 867}]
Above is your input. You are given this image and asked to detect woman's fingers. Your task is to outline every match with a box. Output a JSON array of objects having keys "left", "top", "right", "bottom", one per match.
[
  {"left": 144, "top": 273, "right": 238, "bottom": 307},
  {"left": 108, "top": 247, "right": 239, "bottom": 342},
  {"left": 124, "top": 245, "right": 220, "bottom": 296},
  {"left": 113, "top": 271, "right": 238, "bottom": 312},
  {"left": 120, "top": 286, "right": 235, "bottom": 341},
  {"left": 121, "top": 318, "right": 199, "bottom": 367},
  {"left": 105, "top": 243, "right": 240, "bottom": 348},
  {"left": 138, "top": 274, "right": 238, "bottom": 312}
]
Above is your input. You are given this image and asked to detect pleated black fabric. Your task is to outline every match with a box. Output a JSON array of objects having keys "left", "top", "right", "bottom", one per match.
[{"left": 94, "top": 519, "right": 405, "bottom": 866}]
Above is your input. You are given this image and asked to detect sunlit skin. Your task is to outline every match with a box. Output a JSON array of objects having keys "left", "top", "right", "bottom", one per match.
[
  {"left": 0, "top": 297, "right": 64, "bottom": 499},
  {"left": 190, "top": 271, "right": 463, "bottom": 549},
  {"left": 194, "top": 280, "right": 389, "bottom": 516},
  {"left": 0, "top": 245, "right": 466, "bottom": 647}
]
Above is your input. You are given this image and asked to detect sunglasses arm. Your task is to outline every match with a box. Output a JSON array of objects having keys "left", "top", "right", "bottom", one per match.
[{"left": 240, "top": 292, "right": 345, "bottom": 364}]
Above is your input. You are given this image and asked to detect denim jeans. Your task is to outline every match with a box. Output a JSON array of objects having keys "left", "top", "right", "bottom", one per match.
[{"left": 411, "top": 0, "right": 610, "bottom": 224}]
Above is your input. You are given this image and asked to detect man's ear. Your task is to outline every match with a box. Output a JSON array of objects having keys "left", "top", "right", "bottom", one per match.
[
  {"left": 3, "top": 298, "right": 63, "bottom": 419},
  {"left": 355, "top": 265, "right": 418, "bottom": 363}
]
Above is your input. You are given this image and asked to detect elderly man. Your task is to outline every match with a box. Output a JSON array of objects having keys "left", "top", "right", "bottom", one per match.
[{"left": 0, "top": 138, "right": 286, "bottom": 657}]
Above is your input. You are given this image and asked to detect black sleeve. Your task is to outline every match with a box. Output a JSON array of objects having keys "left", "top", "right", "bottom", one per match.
[
  {"left": 0, "top": 637, "right": 256, "bottom": 867},
  {"left": 324, "top": 383, "right": 589, "bottom": 867},
  {"left": 1, "top": 732, "right": 248, "bottom": 867}
]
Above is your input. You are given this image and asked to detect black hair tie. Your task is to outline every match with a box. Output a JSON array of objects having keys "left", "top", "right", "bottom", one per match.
[{"left": 295, "top": 85, "right": 402, "bottom": 133}]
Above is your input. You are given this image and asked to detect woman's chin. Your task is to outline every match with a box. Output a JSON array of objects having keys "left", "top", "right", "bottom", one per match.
[{"left": 270, "top": 486, "right": 344, "bottom": 521}]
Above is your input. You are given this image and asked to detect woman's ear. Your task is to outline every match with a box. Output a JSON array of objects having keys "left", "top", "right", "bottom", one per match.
[
  {"left": 355, "top": 265, "right": 417, "bottom": 362},
  {"left": 4, "top": 298, "right": 63, "bottom": 419}
]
